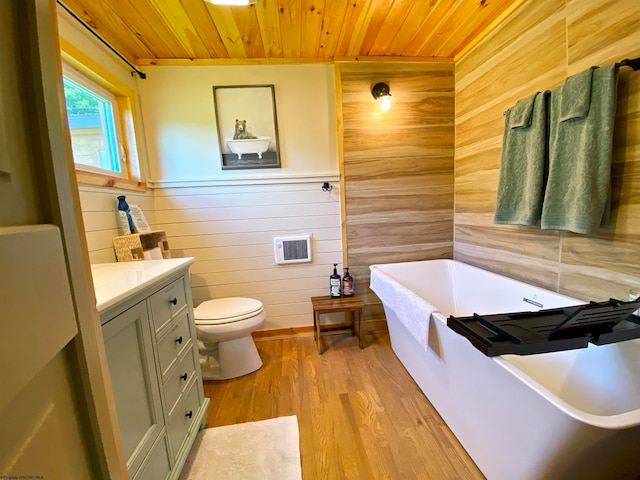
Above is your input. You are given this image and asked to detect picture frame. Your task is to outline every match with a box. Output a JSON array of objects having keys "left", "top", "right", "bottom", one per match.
[
  {"left": 0, "top": 92, "right": 11, "bottom": 178},
  {"left": 212, "top": 84, "right": 281, "bottom": 170}
]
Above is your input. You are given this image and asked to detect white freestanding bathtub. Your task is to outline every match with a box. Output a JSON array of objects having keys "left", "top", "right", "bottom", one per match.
[
  {"left": 225, "top": 137, "right": 271, "bottom": 159},
  {"left": 370, "top": 259, "right": 640, "bottom": 480}
]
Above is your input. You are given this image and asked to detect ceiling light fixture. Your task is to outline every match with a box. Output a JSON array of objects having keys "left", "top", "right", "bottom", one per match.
[
  {"left": 371, "top": 82, "right": 393, "bottom": 111},
  {"left": 204, "top": 0, "right": 257, "bottom": 5}
]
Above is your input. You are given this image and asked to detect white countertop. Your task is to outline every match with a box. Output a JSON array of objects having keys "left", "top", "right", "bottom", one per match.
[{"left": 91, "top": 257, "right": 194, "bottom": 312}]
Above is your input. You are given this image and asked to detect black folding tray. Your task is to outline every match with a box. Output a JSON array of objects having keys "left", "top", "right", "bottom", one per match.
[{"left": 447, "top": 298, "right": 640, "bottom": 356}]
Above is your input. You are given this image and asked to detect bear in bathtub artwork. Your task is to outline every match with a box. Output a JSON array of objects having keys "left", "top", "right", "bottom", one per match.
[
  {"left": 214, "top": 84, "right": 281, "bottom": 169},
  {"left": 222, "top": 119, "right": 276, "bottom": 168},
  {"left": 232, "top": 119, "right": 257, "bottom": 140}
]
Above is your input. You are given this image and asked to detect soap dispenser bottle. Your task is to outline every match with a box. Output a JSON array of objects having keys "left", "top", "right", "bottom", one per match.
[
  {"left": 116, "top": 195, "right": 136, "bottom": 235},
  {"left": 342, "top": 267, "right": 354, "bottom": 297},
  {"left": 330, "top": 263, "right": 342, "bottom": 297}
]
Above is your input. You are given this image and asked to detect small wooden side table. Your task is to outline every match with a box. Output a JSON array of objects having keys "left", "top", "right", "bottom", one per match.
[{"left": 311, "top": 295, "right": 364, "bottom": 354}]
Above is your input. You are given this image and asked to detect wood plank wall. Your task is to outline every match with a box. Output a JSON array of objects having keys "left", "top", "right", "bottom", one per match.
[
  {"left": 455, "top": 0, "right": 640, "bottom": 300},
  {"left": 152, "top": 182, "right": 342, "bottom": 330},
  {"left": 339, "top": 62, "right": 455, "bottom": 326},
  {"left": 78, "top": 186, "right": 155, "bottom": 264}
]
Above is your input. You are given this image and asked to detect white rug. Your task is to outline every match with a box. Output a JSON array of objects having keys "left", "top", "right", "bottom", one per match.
[{"left": 179, "top": 415, "right": 302, "bottom": 480}]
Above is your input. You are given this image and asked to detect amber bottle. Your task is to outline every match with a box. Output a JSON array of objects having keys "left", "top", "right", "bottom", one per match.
[{"left": 342, "top": 267, "right": 354, "bottom": 297}]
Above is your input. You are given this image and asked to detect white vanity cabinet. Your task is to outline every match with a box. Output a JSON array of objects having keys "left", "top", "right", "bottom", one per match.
[
  {"left": 102, "top": 301, "right": 168, "bottom": 478},
  {"left": 93, "top": 258, "right": 209, "bottom": 480}
]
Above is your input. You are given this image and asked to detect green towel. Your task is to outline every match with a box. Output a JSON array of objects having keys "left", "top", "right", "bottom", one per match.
[
  {"left": 559, "top": 67, "right": 597, "bottom": 121},
  {"left": 494, "top": 91, "right": 549, "bottom": 226},
  {"left": 541, "top": 64, "right": 618, "bottom": 234},
  {"left": 511, "top": 94, "right": 537, "bottom": 128}
]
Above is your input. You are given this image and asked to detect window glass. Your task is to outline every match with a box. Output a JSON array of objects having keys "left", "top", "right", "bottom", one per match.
[{"left": 62, "top": 72, "right": 122, "bottom": 174}]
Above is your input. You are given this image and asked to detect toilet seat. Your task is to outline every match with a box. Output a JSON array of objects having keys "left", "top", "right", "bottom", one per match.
[
  {"left": 194, "top": 297, "right": 264, "bottom": 325},
  {"left": 194, "top": 296, "right": 266, "bottom": 380}
]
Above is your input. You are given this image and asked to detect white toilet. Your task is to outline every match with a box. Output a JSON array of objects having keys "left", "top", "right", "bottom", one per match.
[{"left": 193, "top": 297, "right": 266, "bottom": 380}]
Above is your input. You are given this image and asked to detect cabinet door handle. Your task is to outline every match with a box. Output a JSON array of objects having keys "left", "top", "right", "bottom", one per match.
[
  {"left": 176, "top": 336, "right": 183, "bottom": 344},
  {"left": 180, "top": 373, "right": 188, "bottom": 381},
  {"left": 186, "top": 410, "right": 193, "bottom": 419},
  {"left": 170, "top": 297, "right": 178, "bottom": 306}
]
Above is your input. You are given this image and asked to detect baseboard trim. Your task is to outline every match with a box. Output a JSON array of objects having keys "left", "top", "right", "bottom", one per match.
[
  {"left": 252, "top": 319, "right": 388, "bottom": 341},
  {"left": 252, "top": 326, "right": 314, "bottom": 341}
]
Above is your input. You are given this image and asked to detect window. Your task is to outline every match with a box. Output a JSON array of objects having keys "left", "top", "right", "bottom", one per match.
[
  {"left": 58, "top": 43, "right": 145, "bottom": 191},
  {"left": 62, "top": 67, "right": 125, "bottom": 176}
]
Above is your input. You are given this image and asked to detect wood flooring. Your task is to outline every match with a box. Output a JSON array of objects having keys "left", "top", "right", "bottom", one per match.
[{"left": 203, "top": 331, "right": 484, "bottom": 479}]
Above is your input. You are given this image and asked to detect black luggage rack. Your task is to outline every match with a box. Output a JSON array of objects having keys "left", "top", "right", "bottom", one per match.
[{"left": 447, "top": 298, "right": 640, "bottom": 357}]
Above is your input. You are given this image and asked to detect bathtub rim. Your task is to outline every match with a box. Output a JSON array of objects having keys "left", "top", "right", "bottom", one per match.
[
  {"left": 224, "top": 136, "right": 272, "bottom": 158},
  {"left": 224, "top": 136, "right": 271, "bottom": 144},
  {"left": 495, "top": 351, "right": 639, "bottom": 430},
  {"left": 431, "top": 312, "right": 639, "bottom": 430},
  {"left": 371, "top": 260, "right": 640, "bottom": 430}
]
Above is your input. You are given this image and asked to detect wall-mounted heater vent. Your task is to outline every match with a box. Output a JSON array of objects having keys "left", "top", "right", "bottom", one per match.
[{"left": 274, "top": 235, "right": 312, "bottom": 264}]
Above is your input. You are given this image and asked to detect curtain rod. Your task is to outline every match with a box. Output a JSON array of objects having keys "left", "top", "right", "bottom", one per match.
[
  {"left": 615, "top": 57, "right": 640, "bottom": 71},
  {"left": 56, "top": 0, "right": 146, "bottom": 79}
]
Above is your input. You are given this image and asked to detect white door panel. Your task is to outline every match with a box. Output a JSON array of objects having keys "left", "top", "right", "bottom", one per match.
[
  {"left": 0, "top": 0, "right": 122, "bottom": 477},
  {"left": 0, "top": 351, "right": 93, "bottom": 478},
  {"left": 0, "top": 225, "right": 78, "bottom": 412},
  {"left": 0, "top": 2, "right": 40, "bottom": 226}
]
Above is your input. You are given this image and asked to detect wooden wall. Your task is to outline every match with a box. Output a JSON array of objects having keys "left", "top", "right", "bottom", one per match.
[
  {"left": 455, "top": 0, "right": 640, "bottom": 300},
  {"left": 339, "top": 62, "right": 455, "bottom": 326}
]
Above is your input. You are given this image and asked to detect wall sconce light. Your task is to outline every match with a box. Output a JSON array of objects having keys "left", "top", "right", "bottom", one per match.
[{"left": 371, "top": 82, "right": 393, "bottom": 111}]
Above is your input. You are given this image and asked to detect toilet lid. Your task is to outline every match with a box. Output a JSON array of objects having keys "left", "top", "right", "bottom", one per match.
[{"left": 194, "top": 297, "right": 264, "bottom": 324}]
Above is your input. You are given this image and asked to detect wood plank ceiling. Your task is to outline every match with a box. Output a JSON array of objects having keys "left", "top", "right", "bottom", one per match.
[{"left": 59, "top": 0, "right": 524, "bottom": 64}]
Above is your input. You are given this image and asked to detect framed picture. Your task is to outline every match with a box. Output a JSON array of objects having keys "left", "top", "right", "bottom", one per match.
[
  {"left": 0, "top": 92, "right": 10, "bottom": 178},
  {"left": 212, "top": 84, "right": 281, "bottom": 170}
]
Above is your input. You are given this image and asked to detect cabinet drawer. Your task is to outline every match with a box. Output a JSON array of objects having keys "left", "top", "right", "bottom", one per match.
[
  {"left": 102, "top": 302, "right": 163, "bottom": 475},
  {"left": 133, "top": 431, "right": 171, "bottom": 480},
  {"left": 150, "top": 277, "right": 187, "bottom": 332},
  {"left": 157, "top": 313, "right": 191, "bottom": 378},
  {"left": 167, "top": 381, "right": 201, "bottom": 459},
  {"left": 163, "top": 348, "right": 197, "bottom": 415}
]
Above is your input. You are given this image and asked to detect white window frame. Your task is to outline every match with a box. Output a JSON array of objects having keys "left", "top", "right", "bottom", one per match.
[
  {"left": 59, "top": 38, "right": 146, "bottom": 192},
  {"left": 62, "top": 64, "right": 127, "bottom": 177}
]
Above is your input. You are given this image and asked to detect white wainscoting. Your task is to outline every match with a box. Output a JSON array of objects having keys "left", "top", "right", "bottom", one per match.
[
  {"left": 78, "top": 185, "right": 156, "bottom": 264},
  {"left": 78, "top": 178, "right": 342, "bottom": 330},
  {"left": 153, "top": 180, "right": 342, "bottom": 330}
]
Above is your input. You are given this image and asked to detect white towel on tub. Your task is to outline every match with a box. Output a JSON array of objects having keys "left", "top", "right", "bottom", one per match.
[{"left": 370, "top": 267, "right": 440, "bottom": 350}]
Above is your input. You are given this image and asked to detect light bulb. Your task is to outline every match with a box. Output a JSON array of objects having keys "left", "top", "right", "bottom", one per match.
[{"left": 380, "top": 95, "right": 392, "bottom": 111}]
